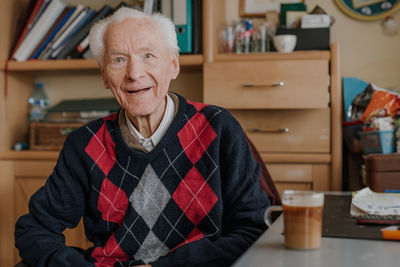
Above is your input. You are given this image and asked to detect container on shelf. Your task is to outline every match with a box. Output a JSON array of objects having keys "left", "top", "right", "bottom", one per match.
[{"left": 359, "top": 130, "right": 396, "bottom": 154}]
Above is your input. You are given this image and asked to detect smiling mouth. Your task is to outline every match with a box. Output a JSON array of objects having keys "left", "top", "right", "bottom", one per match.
[{"left": 127, "top": 87, "right": 151, "bottom": 94}]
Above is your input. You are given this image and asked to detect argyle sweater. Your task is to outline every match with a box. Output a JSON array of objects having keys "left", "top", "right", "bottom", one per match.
[{"left": 15, "top": 94, "right": 269, "bottom": 267}]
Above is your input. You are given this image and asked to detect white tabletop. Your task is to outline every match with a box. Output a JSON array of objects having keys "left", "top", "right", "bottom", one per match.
[{"left": 233, "top": 215, "right": 400, "bottom": 267}]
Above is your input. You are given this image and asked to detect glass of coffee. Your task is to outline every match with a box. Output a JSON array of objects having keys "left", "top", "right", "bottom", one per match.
[{"left": 265, "top": 190, "right": 324, "bottom": 250}]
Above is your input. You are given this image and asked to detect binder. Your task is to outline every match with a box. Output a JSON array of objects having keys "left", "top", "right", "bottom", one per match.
[
  {"left": 172, "top": 0, "right": 192, "bottom": 53},
  {"left": 192, "top": 0, "right": 202, "bottom": 54}
]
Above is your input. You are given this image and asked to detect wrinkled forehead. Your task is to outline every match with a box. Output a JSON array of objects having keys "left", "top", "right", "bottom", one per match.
[{"left": 103, "top": 18, "right": 162, "bottom": 50}]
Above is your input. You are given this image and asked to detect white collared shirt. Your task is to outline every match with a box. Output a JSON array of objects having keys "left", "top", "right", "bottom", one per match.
[{"left": 125, "top": 94, "right": 175, "bottom": 152}]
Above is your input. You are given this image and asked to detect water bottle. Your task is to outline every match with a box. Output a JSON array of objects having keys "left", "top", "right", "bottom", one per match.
[{"left": 28, "top": 83, "right": 49, "bottom": 122}]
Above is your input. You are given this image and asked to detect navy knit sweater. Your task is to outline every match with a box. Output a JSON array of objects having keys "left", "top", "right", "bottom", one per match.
[{"left": 15, "top": 95, "right": 269, "bottom": 267}]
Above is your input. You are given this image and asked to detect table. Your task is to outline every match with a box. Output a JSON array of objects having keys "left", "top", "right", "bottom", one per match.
[{"left": 233, "top": 193, "right": 400, "bottom": 267}]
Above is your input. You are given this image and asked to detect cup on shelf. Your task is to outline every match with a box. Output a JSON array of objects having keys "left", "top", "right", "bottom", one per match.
[{"left": 273, "top": 34, "right": 297, "bottom": 53}]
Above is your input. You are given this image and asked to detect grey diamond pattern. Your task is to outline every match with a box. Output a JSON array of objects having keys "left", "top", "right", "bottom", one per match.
[
  {"left": 129, "top": 164, "right": 171, "bottom": 262},
  {"left": 134, "top": 231, "right": 169, "bottom": 264}
]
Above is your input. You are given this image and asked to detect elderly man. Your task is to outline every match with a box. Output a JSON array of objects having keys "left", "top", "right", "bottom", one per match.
[{"left": 15, "top": 7, "right": 269, "bottom": 267}]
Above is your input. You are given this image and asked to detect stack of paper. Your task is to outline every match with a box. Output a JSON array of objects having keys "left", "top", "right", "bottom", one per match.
[{"left": 351, "top": 187, "right": 400, "bottom": 216}]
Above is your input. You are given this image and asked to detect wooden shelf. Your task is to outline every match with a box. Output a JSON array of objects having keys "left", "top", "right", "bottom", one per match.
[
  {"left": 0, "top": 150, "right": 59, "bottom": 160},
  {"left": 3, "top": 54, "right": 203, "bottom": 71},
  {"left": 214, "top": 50, "right": 330, "bottom": 62}
]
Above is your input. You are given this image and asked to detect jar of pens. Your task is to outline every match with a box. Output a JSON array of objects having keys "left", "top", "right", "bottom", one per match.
[{"left": 218, "top": 18, "right": 277, "bottom": 54}]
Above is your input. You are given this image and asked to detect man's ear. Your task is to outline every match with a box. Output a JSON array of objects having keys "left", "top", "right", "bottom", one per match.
[{"left": 170, "top": 51, "right": 180, "bottom": 80}]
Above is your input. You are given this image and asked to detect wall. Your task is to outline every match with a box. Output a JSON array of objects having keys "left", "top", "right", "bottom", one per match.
[{"left": 226, "top": 0, "right": 400, "bottom": 91}]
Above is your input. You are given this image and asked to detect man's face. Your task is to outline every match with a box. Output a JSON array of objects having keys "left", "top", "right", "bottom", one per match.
[{"left": 101, "top": 18, "right": 179, "bottom": 121}]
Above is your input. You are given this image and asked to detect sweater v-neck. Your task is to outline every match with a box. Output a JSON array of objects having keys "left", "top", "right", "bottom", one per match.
[{"left": 113, "top": 93, "right": 187, "bottom": 161}]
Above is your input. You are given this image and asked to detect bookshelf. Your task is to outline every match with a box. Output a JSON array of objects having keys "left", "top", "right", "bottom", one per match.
[
  {"left": 0, "top": 0, "right": 342, "bottom": 265},
  {"left": 4, "top": 55, "right": 203, "bottom": 71}
]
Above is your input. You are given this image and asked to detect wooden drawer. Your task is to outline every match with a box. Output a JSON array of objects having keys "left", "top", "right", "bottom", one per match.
[
  {"left": 232, "top": 109, "right": 330, "bottom": 153},
  {"left": 203, "top": 60, "right": 329, "bottom": 109},
  {"left": 268, "top": 163, "right": 313, "bottom": 183},
  {"left": 267, "top": 163, "right": 330, "bottom": 197},
  {"left": 275, "top": 182, "right": 312, "bottom": 198}
]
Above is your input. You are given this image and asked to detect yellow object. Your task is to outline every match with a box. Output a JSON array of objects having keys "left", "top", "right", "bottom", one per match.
[{"left": 382, "top": 228, "right": 400, "bottom": 240}]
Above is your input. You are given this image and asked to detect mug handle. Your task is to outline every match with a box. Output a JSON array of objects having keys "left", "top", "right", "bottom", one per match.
[{"left": 264, "top": 205, "right": 284, "bottom": 234}]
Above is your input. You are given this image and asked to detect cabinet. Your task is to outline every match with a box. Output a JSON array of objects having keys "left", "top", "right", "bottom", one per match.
[
  {"left": 0, "top": 0, "right": 341, "bottom": 266},
  {"left": 203, "top": 49, "right": 342, "bottom": 196}
]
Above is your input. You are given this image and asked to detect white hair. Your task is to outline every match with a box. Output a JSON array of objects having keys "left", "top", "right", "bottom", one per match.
[{"left": 89, "top": 7, "right": 179, "bottom": 68}]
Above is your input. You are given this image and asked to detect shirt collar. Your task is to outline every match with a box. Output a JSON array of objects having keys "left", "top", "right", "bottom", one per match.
[{"left": 125, "top": 94, "right": 175, "bottom": 151}]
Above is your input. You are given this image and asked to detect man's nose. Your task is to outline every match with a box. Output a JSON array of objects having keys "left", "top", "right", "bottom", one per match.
[{"left": 126, "top": 57, "right": 145, "bottom": 80}]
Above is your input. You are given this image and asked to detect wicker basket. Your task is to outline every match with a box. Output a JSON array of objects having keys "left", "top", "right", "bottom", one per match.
[{"left": 29, "top": 122, "right": 83, "bottom": 150}]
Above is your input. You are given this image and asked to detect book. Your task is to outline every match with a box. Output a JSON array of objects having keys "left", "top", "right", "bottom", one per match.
[
  {"left": 38, "top": 4, "right": 85, "bottom": 60},
  {"left": 50, "top": 7, "right": 96, "bottom": 59},
  {"left": 10, "top": 0, "right": 44, "bottom": 59},
  {"left": 40, "top": 6, "right": 91, "bottom": 60},
  {"left": 28, "top": 0, "right": 52, "bottom": 33},
  {"left": 13, "top": 0, "right": 67, "bottom": 61},
  {"left": 56, "top": 4, "right": 114, "bottom": 59},
  {"left": 81, "top": 47, "right": 93, "bottom": 59},
  {"left": 30, "top": 6, "right": 75, "bottom": 59}
]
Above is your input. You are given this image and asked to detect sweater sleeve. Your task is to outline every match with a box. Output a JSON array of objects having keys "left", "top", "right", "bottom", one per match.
[
  {"left": 150, "top": 116, "right": 270, "bottom": 267},
  {"left": 14, "top": 134, "right": 93, "bottom": 267}
]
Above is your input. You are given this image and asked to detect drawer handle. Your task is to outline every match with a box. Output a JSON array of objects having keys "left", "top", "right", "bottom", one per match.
[
  {"left": 248, "top": 127, "right": 290, "bottom": 133},
  {"left": 243, "top": 81, "right": 284, "bottom": 88}
]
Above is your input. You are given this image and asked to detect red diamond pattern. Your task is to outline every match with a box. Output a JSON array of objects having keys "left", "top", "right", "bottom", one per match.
[
  {"left": 92, "top": 233, "right": 129, "bottom": 266},
  {"left": 97, "top": 178, "right": 128, "bottom": 226},
  {"left": 187, "top": 100, "right": 208, "bottom": 111},
  {"left": 173, "top": 166, "right": 218, "bottom": 225},
  {"left": 85, "top": 122, "right": 116, "bottom": 176},
  {"left": 171, "top": 227, "right": 204, "bottom": 251},
  {"left": 104, "top": 112, "right": 117, "bottom": 121},
  {"left": 178, "top": 112, "right": 217, "bottom": 164}
]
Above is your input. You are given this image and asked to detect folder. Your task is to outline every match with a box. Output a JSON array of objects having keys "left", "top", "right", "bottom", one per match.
[
  {"left": 172, "top": 0, "right": 192, "bottom": 53},
  {"left": 192, "top": 0, "right": 202, "bottom": 54}
]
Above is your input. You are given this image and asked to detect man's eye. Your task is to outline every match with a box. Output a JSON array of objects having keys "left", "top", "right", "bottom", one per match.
[
  {"left": 113, "top": 57, "right": 124, "bottom": 63},
  {"left": 145, "top": 53, "right": 154, "bottom": 59}
]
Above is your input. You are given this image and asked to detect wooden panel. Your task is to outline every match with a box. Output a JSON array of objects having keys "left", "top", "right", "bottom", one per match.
[
  {"left": 0, "top": 161, "right": 15, "bottom": 267},
  {"left": 215, "top": 50, "right": 330, "bottom": 62},
  {"left": 312, "top": 164, "right": 331, "bottom": 191},
  {"left": 275, "top": 182, "right": 312, "bottom": 198},
  {"left": 14, "top": 160, "right": 56, "bottom": 177},
  {"left": 268, "top": 164, "right": 313, "bottom": 183},
  {"left": 5, "top": 73, "right": 33, "bottom": 150},
  {"left": 330, "top": 43, "right": 343, "bottom": 191},
  {"left": 233, "top": 109, "right": 330, "bottom": 153},
  {"left": 15, "top": 178, "right": 47, "bottom": 218},
  {"left": 203, "top": 60, "right": 329, "bottom": 109},
  {"left": 6, "top": 55, "right": 203, "bottom": 71},
  {"left": 14, "top": 160, "right": 91, "bottom": 263}
]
